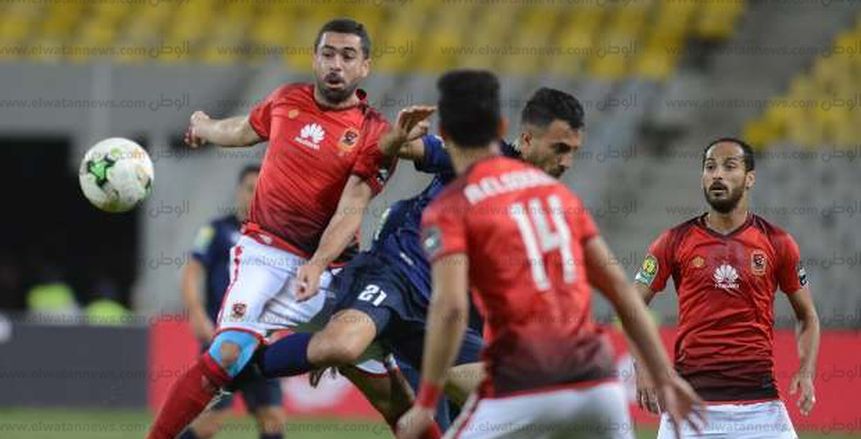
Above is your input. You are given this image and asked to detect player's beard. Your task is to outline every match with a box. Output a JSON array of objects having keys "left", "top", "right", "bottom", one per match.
[
  {"left": 704, "top": 183, "right": 744, "bottom": 214},
  {"left": 316, "top": 77, "right": 359, "bottom": 106}
]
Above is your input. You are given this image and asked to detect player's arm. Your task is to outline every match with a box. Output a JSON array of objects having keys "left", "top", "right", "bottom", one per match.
[
  {"left": 180, "top": 258, "right": 215, "bottom": 341},
  {"left": 628, "top": 282, "right": 662, "bottom": 413},
  {"left": 185, "top": 111, "right": 261, "bottom": 148},
  {"left": 294, "top": 175, "right": 374, "bottom": 301},
  {"left": 397, "top": 254, "right": 469, "bottom": 439},
  {"left": 583, "top": 236, "right": 704, "bottom": 429},
  {"left": 786, "top": 286, "right": 819, "bottom": 416}
]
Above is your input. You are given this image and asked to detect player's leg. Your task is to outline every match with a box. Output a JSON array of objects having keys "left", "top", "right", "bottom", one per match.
[
  {"left": 240, "top": 371, "right": 286, "bottom": 439},
  {"left": 177, "top": 394, "right": 233, "bottom": 439},
  {"left": 148, "top": 237, "right": 287, "bottom": 439},
  {"left": 259, "top": 258, "right": 397, "bottom": 377},
  {"left": 442, "top": 327, "right": 486, "bottom": 406},
  {"left": 259, "top": 308, "right": 380, "bottom": 377},
  {"left": 444, "top": 363, "right": 483, "bottom": 407}
]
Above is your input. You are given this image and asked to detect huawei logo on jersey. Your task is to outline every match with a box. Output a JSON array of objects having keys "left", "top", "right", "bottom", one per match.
[
  {"left": 295, "top": 123, "right": 326, "bottom": 150},
  {"left": 713, "top": 263, "right": 740, "bottom": 290}
]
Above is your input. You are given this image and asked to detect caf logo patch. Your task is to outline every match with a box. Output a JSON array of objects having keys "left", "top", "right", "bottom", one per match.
[
  {"left": 288, "top": 109, "right": 299, "bottom": 119},
  {"left": 422, "top": 226, "right": 443, "bottom": 259},
  {"left": 797, "top": 263, "right": 808, "bottom": 286},
  {"left": 634, "top": 254, "right": 659, "bottom": 286},
  {"left": 338, "top": 127, "right": 361, "bottom": 152},
  {"left": 231, "top": 303, "right": 247, "bottom": 320},
  {"left": 751, "top": 249, "right": 767, "bottom": 276}
]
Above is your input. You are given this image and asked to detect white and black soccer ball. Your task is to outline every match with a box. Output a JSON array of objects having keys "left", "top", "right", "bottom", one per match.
[{"left": 79, "top": 137, "right": 154, "bottom": 213}]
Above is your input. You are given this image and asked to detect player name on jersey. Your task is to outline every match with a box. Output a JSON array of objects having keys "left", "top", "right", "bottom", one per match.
[{"left": 464, "top": 168, "right": 556, "bottom": 205}]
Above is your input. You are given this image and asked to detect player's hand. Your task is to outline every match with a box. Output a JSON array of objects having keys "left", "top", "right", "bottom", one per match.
[
  {"left": 395, "top": 405, "right": 435, "bottom": 439},
  {"left": 634, "top": 362, "right": 662, "bottom": 414},
  {"left": 790, "top": 369, "right": 816, "bottom": 415},
  {"left": 185, "top": 110, "right": 211, "bottom": 148},
  {"left": 294, "top": 261, "right": 325, "bottom": 302},
  {"left": 657, "top": 373, "right": 706, "bottom": 439},
  {"left": 394, "top": 105, "right": 436, "bottom": 144}
]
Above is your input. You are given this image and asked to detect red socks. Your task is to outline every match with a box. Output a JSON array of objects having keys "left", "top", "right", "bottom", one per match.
[{"left": 147, "top": 354, "right": 230, "bottom": 439}]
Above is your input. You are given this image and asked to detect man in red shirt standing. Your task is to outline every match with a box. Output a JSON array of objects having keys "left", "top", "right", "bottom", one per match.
[
  {"left": 147, "top": 18, "right": 428, "bottom": 439},
  {"left": 397, "top": 69, "right": 704, "bottom": 439},
  {"left": 633, "top": 138, "right": 821, "bottom": 438}
]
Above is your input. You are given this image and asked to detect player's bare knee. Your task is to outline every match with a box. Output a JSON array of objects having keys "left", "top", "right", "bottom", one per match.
[
  {"left": 310, "top": 331, "right": 363, "bottom": 365},
  {"left": 217, "top": 342, "right": 241, "bottom": 369}
]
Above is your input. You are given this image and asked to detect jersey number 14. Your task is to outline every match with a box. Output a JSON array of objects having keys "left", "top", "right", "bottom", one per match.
[{"left": 508, "top": 195, "right": 576, "bottom": 291}]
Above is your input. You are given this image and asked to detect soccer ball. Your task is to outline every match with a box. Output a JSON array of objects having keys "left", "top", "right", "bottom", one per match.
[{"left": 79, "top": 137, "right": 154, "bottom": 213}]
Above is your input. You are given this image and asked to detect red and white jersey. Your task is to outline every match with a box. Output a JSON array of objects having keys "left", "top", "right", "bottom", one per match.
[
  {"left": 246, "top": 83, "right": 393, "bottom": 263},
  {"left": 635, "top": 214, "right": 808, "bottom": 402},
  {"left": 421, "top": 156, "right": 615, "bottom": 398}
]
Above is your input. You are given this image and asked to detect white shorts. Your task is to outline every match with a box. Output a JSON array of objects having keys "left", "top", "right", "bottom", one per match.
[
  {"left": 217, "top": 235, "right": 386, "bottom": 374},
  {"left": 657, "top": 400, "right": 797, "bottom": 439},
  {"left": 446, "top": 381, "right": 634, "bottom": 439}
]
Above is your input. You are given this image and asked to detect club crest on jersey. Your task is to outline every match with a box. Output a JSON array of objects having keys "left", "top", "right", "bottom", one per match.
[
  {"left": 231, "top": 302, "right": 247, "bottom": 320},
  {"left": 295, "top": 123, "right": 325, "bottom": 150},
  {"left": 337, "top": 127, "right": 360, "bottom": 152},
  {"left": 422, "top": 226, "right": 443, "bottom": 259},
  {"left": 635, "top": 255, "right": 658, "bottom": 286},
  {"left": 750, "top": 249, "right": 767, "bottom": 276},
  {"left": 713, "top": 263, "right": 740, "bottom": 290},
  {"left": 691, "top": 255, "right": 705, "bottom": 269}
]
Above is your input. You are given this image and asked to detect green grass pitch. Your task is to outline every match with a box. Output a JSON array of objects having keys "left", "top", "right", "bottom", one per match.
[{"left": 0, "top": 409, "right": 858, "bottom": 438}]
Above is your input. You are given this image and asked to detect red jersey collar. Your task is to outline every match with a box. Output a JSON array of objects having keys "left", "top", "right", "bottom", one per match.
[{"left": 697, "top": 212, "right": 753, "bottom": 239}]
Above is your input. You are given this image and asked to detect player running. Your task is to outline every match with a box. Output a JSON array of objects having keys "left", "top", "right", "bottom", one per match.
[
  {"left": 256, "top": 87, "right": 584, "bottom": 428},
  {"left": 632, "top": 138, "right": 820, "bottom": 439},
  {"left": 147, "top": 18, "right": 427, "bottom": 439},
  {"left": 179, "top": 165, "right": 285, "bottom": 439},
  {"left": 393, "top": 70, "right": 703, "bottom": 439}
]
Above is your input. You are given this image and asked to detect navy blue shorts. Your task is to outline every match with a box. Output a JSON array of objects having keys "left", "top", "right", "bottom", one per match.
[
  {"left": 200, "top": 343, "right": 283, "bottom": 411},
  {"left": 332, "top": 252, "right": 484, "bottom": 370}
]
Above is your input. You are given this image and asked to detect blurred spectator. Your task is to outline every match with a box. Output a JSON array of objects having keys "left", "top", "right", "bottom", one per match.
[
  {"left": 84, "top": 277, "right": 131, "bottom": 326},
  {"left": 26, "top": 265, "right": 79, "bottom": 324}
]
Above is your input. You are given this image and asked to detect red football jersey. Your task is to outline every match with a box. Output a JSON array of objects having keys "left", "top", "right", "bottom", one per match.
[
  {"left": 422, "top": 156, "right": 615, "bottom": 397},
  {"left": 635, "top": 214, "right": 808, "bottom": 401},
  {"left": 245, "top": 83, "right": 393, "bottom": 262}
]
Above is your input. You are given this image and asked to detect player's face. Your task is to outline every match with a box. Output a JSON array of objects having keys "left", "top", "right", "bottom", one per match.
[
  {"left": 236, "top": 172, "right": 258, "bottom": 218},
  {"left": 313, "top": 32, "right": 370, "bottom": 105},
  {"left": 519, "top": 119, "right": 581, "bottom": 178},
  {"left": 702, "top": 142, "right": 754, "bottom": 213}
]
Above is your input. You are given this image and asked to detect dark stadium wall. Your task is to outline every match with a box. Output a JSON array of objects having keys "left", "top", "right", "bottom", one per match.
[{"left": 0, "top": 321, "right": 148, "bottom": 407}]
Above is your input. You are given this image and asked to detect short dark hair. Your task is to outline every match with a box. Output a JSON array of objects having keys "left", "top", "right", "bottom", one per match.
[
  {"left": 437, "top": 70, "right": 501, "bottom": 149},
  {"left": 520, "top": 87, "right": 585, "bottom": 131},
  {"left": 314, "top": 18, "right": 371, "bottom": 59},
  {"left": 238, "top": 164, "right": 260, "bottom": 183},
  {"left": 702, "top": 137, "right": 755, "bottom": 171}
]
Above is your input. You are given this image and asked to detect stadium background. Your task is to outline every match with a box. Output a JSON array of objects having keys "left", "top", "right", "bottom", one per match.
[{"left": 1, "top": 0, "right": 860, "bottom": 437}]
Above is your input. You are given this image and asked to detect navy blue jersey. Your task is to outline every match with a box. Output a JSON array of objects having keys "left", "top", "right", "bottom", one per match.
[
  {"left": 190, "top": 214, "right": 242, "bottom": 321},
  {"left": 367, "top": 136, "right": 520, "bottom": 305}
]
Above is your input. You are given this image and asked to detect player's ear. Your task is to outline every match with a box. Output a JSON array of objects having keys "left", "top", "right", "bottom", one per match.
[
  {"left": 745, "top": 170, "right": 756, "bottom": 189},
  {"left": 360, "top": 56, "right": 371, "bottom": 79},
  {"left": 519, "top": 129, "right": 532, "bottom": 153}
]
